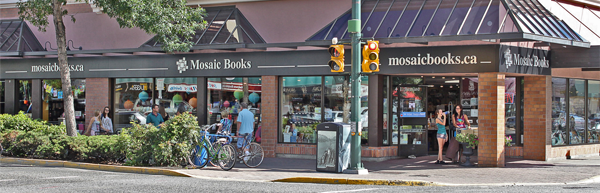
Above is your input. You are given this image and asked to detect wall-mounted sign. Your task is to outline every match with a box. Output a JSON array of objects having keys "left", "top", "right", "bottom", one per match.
[
  {"left": 31, "top": 63, "right": 84, "bottom": 72},
  {"left": 499, "top": 45, "right": 551, "bottom": 75}
]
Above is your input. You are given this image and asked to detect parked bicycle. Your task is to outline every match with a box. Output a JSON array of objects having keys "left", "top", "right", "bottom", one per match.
[
  {"left": 188, "top": 124, "right": 236, "bottom": 171},
  {"left": 235, "top": 133, "right": 264, "bottom": 168}
]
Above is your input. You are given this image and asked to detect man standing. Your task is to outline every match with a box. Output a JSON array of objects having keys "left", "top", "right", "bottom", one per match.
[
  {"left": 147, "top": 104, "right": 165, "bottom": 128},
  {"left": 236, "top": 102, "right": 255, "bottom": 161}
]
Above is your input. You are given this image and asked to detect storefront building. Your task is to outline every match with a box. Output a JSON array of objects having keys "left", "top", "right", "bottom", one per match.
[{"left": 2, "top": 0, "right": 599, "bottom": 167}]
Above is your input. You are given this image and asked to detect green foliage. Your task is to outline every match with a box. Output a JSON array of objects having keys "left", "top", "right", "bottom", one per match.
[
  {"left": 17, "top": 0, "right": 207, "bottom": 52},
  {"left": 456, "top": 133, "right": 479, "bottom": 149},
  {"left": 123, "top": 113, "right": 200, "bottom": 166},
  {"left": 0, "top": 113, "right": 199, "bottom": 166}
]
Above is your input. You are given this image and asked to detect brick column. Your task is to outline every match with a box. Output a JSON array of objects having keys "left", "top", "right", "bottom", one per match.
[
  {"left": 261, "top": 76, "right": 278, "bottom": 158},
  {"left": 477, "top": 73, "right": 505, "bottom": 167},
  {"left": 85, "top": 78, "right": 110, "bottom": 128},
  {"left": 523, "top": 76, "right": 551, "bottom": 161}
]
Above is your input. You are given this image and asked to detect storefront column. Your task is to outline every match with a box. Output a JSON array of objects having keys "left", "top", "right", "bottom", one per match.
[
  {"left": 197, "top": 77, "right": 207, "bottom": 126},
  {"left": 4, "top": 79, "right": 18, "bottom": 115},
  {"left": 523, "top": 76, "right": 551, "bottom": 161},
  {"left": 31, "top": 79, "right": 43, "bottom": 120},
  {"left": 477, "top": 73, "right": 506, "bottom": 167},
  {"left": 260, "top": 76, "right": 277, "bottom": 158},
  {"left": 85, "top": 78, "right": 110, "bottom": 127},
  {"left": 368, "top": 74, "right": 383, "bottom": 146}
]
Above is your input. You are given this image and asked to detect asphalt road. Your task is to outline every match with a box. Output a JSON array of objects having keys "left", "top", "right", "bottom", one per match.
[{"left": 1, "top": 163, "right": 599, "bottom": 193}]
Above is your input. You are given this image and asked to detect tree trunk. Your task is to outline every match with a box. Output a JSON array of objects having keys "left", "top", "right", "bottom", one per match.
[
  {"left": 342, "top": 79, "right": 350, "bottom": 123},
  {"left": 53, "top": 1, "right": 77, "bottom": 137}
]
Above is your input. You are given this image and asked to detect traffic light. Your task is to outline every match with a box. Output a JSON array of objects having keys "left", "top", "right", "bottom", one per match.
[
  {"left": 362, "top": 40, "right": 380, "bottom": 73},
  {"left": 328, "top": 45, "right": 344, "bottom": 72}
]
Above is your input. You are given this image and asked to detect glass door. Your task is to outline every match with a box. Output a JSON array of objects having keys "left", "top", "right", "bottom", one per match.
[{"left": 393, "top": 85, "right": 428, "bottom": 157}]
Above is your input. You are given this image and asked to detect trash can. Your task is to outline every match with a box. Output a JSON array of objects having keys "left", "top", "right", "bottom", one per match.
[{"left": 316, "top": 122, "right": 351, "bottom": 173}]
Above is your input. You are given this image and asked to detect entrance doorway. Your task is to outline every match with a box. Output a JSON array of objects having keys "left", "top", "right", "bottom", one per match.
[{"left": 392, "top": 76, "right": 461, "bottom": 158}]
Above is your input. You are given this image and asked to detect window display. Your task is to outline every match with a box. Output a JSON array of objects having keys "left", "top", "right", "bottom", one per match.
[
  {"left": 461, "top": 78, "right": 479, "bottom": 130},
  {"left": 19, "top": 80, "right": 32, "bottom": 116},
  {"left": 552, "top": 78, "right": 567, "bottom": 146},
  {"left": 504, "top": 77, "right": 517, "bottom": 146},
  {"left": 153, "top": 78, "right": 197, "bottom": 117},
  {"left": 383, "top": 76, "right": 389, "bottom": 145},
  {"left": 569, "top": 79, "right": 585, "bottom": 144},
  {"left": 588, "top": 80, "right": 600, "bottom": 143},
  {"left": 280, "top": 76, "right": 322, "bottom": 143},
  {"left": 113, "top": 78, "right": 154, "bottom": 132},
  {"left": 42, "top": 79, "right": 86, "bottom": 125},
  {"left": 208, "top": 77, "right": 261, "bottom": 136}
]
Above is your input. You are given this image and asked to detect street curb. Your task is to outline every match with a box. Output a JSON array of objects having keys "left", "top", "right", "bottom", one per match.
[
  {"left": 0, "top": 157, "right": 192, "bottom": 178},
  {"left": 272, "top": 177, "right": 437, "bottom": 186}
]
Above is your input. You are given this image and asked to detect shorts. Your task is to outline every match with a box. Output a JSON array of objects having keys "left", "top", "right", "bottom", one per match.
[
  {"left": 436, "top": 133, "right": 447, "bottom": 139},
  {"left": 237, "top": 133, "right": 253, "bottom": 149}
]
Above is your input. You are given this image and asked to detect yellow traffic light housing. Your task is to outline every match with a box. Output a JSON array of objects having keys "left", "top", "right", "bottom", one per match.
[
  {"left": 328, "top": 45, "right": 345, "bottom": 72},
  {"left": 362, "top": 40, "right": 380, "bottom": 73}
]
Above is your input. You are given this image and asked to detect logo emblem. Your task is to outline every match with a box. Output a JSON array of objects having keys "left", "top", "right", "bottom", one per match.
[
  {"left": 504, "top": 49, "right": 512, "bottom": 69},
  {"left": 176, "top": 57, "right": 188, "bottom": 73}
]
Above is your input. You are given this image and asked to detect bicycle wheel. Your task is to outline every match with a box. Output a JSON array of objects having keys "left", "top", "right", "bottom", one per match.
[
  {"left": 217, "top": 144, "right": 236, "bottom": 171},
  {"left": 209, "top": 141, "right": 223, "bottom": 167},
  {"left": 243, "top": 142, "right": 264, "bottom": 168},
  {"left": 189, "top": 143, "right": 210, "bottom": 168}
]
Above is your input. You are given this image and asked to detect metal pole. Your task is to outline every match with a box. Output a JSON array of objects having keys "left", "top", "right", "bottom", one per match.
[{"left": 349, "top": 0, "right": 365, "bottom": 171}]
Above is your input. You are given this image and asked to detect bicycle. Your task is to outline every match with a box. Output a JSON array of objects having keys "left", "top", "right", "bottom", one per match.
[
  {"left": 235, "top": 133, "right": 264, "bottom": 168},
  {"left": 188, "top": 124, "right": 236, "bottom": 171}
]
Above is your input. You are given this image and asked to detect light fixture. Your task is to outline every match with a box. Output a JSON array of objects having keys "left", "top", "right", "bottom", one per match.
[
  {"left": 452, "top": 77, "right": 455, "bottom": 79},
  {"left": 226, "top": 77, "right": 235, "bottom": 81},
  {"left": 432, "top": 76, "right": 435, "bottom": 78},
  {"left": 445, "top": 80, "right": 460, "bottom": 83},
  {"left": 421, "top": 76, "right": 424, "bottom": 78},
  {"left": 462, "top": 77, "right": 465, "bottom": 80},
  {"left": 440, "top": 85, "right": 444, "bottom": 88},
  {"left": 442, "top": 77, "right": 445, "bottom": 79},
  {"left": 450, "top": 86, "right": 453, "bottom": 88}
]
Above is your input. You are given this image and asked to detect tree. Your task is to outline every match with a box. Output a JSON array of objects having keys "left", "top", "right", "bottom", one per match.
[{"left": 17, "top": 0, "right": 207, "bottom": 136}]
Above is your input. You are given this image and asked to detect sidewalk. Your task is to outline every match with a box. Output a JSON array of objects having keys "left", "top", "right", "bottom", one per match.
[
  {"left": 2, "top": 155, "right": 600, "bottom": 186},
  {"left": 176, "top": 155, "right": 600, "bottom": 186}
]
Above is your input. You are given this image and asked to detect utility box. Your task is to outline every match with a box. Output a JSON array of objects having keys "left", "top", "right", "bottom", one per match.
[{"left": 316, "top": 122, "right": 351, "bottom": 173}]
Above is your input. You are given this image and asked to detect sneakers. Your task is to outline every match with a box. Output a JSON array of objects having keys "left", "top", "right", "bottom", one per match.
[
  {"left": 408, "top": 155, "right": 416, "bottom": 159},
  {"left": 243, "top": 151, "right": 250, "bottom": 162}
]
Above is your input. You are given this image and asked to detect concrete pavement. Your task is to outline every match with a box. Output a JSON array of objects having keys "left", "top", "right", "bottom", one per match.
[{"left": 2, "top": 155, "right": 600, "bottom": 186}]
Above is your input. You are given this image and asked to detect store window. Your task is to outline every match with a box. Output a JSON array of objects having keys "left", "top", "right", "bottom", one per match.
[
  {"left": 1, "top": 80, "right": 4, "bottom": 114},
  {"left": 588, "top": 80, "right": 600, "bottom": 143},
  {"left": 207, "top": 77, "right": 261, "bottom": 136},
  {"left": 154, "top": 78, "right": 197, "bottom": 117},
  {"left": 280, "top": 76, "right": 323, "bottom": 144},
  {"left": 42, "top": 79, "right": 86, "bottom": 125},
  {"left": 569, "top": 79, "right": 586, "bottom": 145},
  {"left": 19, "top": 80, "right": 32, "bottom": 116},
  {"left": 113, "top": 78, "right": 154, "bottom": 132},
  {"left": 504, "top": 77, "right": 517, "bottom": 146},
  {"left": 360, "top": 76, "right": 369, "bottom": 145},
  {"left": 552, "top": 78, "right": 567, "bottom": 146},
  {"left": 383, "top": 76, "right": 389, "bottom": 145}
]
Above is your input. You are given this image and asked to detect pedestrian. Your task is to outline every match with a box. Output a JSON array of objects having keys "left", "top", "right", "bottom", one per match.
[
  {"left": 452, "top": 104, "right": 471, "bottom": 133},
  {"left": 216, "top": 110, "right": 232, "bottom": 135},
  {"left": 100, "top": 106, "right": 113, "bottom": 134},
  {"left": 176, "top": 103, "right": 187, "bottom": 116},
  {"left": 147, "top": 104, "right": 165, "bottom": 128},
  {"left": 159, "top": 105, "right": 170, "bottom": 122},
  {"left": 435, "top": 108, "right": 448, "bottom": 164},
  {"left": 236, "top": 102, "right": 255, "bottom": 162},
  {"left": 85, "top": 110, "right": 101, "bottom": 136}
]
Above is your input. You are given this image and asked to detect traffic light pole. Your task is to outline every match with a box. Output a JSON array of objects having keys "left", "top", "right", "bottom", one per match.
[{"left": 346, "top": 0, "right": 367, "bottom": 174}]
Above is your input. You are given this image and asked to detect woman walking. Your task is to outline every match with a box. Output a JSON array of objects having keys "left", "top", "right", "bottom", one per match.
[
  {"left": 100, "top": 106, "right": 113, "bottom": 134},
  {"left": 435, "top": 108, "right": 448, "bottom": 164},
  {"left": 85, "top": 110, "right": 102, "bottom": 136}
]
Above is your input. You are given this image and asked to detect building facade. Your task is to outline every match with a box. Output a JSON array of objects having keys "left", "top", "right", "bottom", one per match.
[{"left": 1, "top": 0, "right": 599, "bottom": 167}]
